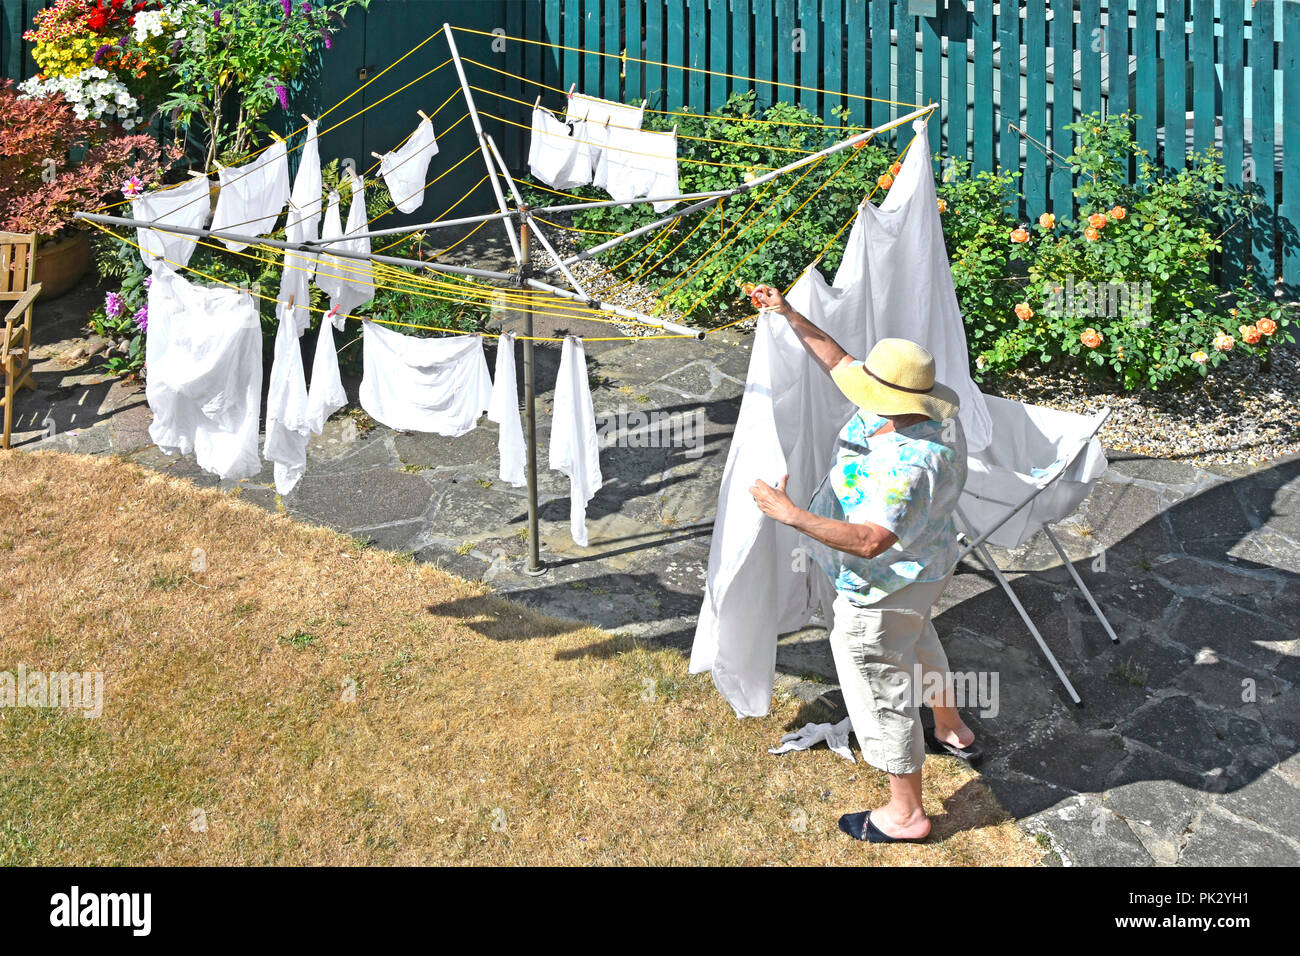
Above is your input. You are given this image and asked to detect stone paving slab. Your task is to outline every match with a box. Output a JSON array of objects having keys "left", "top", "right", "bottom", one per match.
[{"left": 13, "top": 277, "right": 1300, "bottom": 867}]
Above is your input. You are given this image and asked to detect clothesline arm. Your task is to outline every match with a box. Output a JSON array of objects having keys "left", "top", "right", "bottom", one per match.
[
  {"left": 523, "top": 276, "right": 702, "bottom": 340},
  {"left": 306, "top": 208, "right": 519, "bottom": 245},
  {"left": 73, "top": 212, "right": 517, "bottom": 284}
]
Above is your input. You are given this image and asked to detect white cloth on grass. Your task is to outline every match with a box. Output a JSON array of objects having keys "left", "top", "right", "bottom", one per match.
[
  {"left": 359, "top": 321, "right": 492, "bottom": 436},
  {"left": 379, "top": 118, "right": 440, "bottom": 213},
  {"left": 768, "top": 718, "right": 856, "bottom": 763},
  {"left": 288, "top": 119, "right": 323, "bottom": 278},
  {"left": 595, "top": 126, "right": 679, "bottom": 212},
  {"left": 314, "top": 172, "right": 374, "bottom": 319},
  {"left": 567, "top": 92, "right": 643, "bottom": 172},
  {"left": 548, "top": 335, "right": 602, "bottom": 547},
  {"left": 145, "top": 267, "right": 262, "bottom": 481},
  {"left": 132, "top": 176, "right": 210, "bottom": 270},
  {"left": 210, "top": 139, "right": 290, "bottom": 252},
  {"left": 304, "top": 305, "right": 348, "bottom": 435},
  {"left": 488, "top": 332, "right": 526, "bottom": 487},
  {"left": 691, "top": 124, "right": 991, "bottom": 717},
  {"left": 528, "top": 106, "right": 594, "bottom": 189}
]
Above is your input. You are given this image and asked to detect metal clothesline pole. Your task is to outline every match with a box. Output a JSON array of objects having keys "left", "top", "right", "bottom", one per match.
[
  {"left": 519, "top": 205, "right": 544, "bottom": 575},
  {"left": 443, "top": 21, "right": 524, "bottom": 265},
  {"left": 523, "top": 276, "right": 702, "bottom": 339},
  {"left": 73, "top": 211, "right": 518, "bottom": 282},
  {"left": 306, "top": 209, "right": 520, "bottom": 245}
]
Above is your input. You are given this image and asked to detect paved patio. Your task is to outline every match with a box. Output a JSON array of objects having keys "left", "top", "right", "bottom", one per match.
[{"left": 15, "top": 272, "right": 1300, "bottom": 866}]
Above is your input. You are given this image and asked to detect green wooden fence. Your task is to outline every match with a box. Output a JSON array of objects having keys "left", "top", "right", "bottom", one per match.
[{"left": 5, "top": 1, "right": 1296, "bottom": 291}]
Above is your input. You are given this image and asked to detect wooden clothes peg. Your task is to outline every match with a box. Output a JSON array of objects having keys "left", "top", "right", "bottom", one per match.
[{"left": 417, "top": 109, "right": 430, "bottom": 122}]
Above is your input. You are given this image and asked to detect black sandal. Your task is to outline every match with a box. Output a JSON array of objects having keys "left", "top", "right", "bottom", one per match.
[
  {"left": 838, "top": 811, "right": 929, "bottom": 844},
  {"left": 923, "top": 729, "right": 984, "bottom": 766}
]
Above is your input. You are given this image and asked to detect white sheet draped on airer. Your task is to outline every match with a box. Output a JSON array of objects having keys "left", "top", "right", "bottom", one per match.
[
  {"left": 359, "top": 321, "right": 492, "bottom": 436},
  {"left": 132, "top": 176, "right": 209, "bottom": 270},
  {"left": 210, "top": 139, "right": 290, "bottom": 252},
  {"left": 145, "top": 267, "right": 263, "bottom": 481},
  {"left": 528, "top": 106, "right": 594, "bottom": 189},
  {"left": 314, "top": 170, "right": 374, "bottom": 319},
  {"left": 594, "top": 126, "right": 679, "bottom": 212},
  {"left": 567, "top": 91, "right": 644, "bottom": 173},
  {"left": 379, "top": 118, "right": 440, "bottom": 213},
  {"left": 690, "top": 120, "right": 991, "bottom": 718},
  {"left": 548, "top": 335, "right": 602, "bottom": 547},
  {"left": 488, "top": 333, "right": 527, "bottom": 487}
]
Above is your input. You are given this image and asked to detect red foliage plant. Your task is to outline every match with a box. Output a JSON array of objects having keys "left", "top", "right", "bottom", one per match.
[{"left": 0, "top": 79, "right": 181, "bottom": 240}]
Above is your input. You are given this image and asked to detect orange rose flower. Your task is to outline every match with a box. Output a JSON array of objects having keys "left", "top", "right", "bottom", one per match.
[
  {"left": 1257, "top": 317, "right": 1277, "bottom": 335},
  {"left": 1038, "top": 212, "right": 1056, "bottom": 229},
  {"left": 878, "top": 174, "right": 894, "bottom": 189},
  {"left": 740, "top": 282, "right": 756, "bottom": 296},
  {"left": 1084, "top": 226, "right": 1100, "bottom": 241},
  {"left": 1081, "top": 328, "right": 1103, "bottom": 348},
  {"left": 1191, "top": 350, "right": 1209, "bottom": 364},
  {"left": 1088, "top": 212, "right": 1108, "bottom": 230},
  {"left": 1240, "top": 324, "right": 1262, "bottom": 345},
  {"left": 1213, "top": 332, "right": 1234, "bottom": 352},
  {"left": 1010, "top": 227, "right": 1030, "bottom": 243},
  {"left": 937, "top": 198, "right": 948, "bottom": 213},
  {"left": 890, "top": 162, "right": 902, "bottom": 176},
  {"left": 1014, "top": 302, "right": 1034, "bottom": 321},
  {"left": 1110, "top": 205, "right": 1126, "bottom": 220}
]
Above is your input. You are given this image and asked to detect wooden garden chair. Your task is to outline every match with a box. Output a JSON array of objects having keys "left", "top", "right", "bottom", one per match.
[{"left": 1, "top": 232, "right": 41, "bottom": 449}]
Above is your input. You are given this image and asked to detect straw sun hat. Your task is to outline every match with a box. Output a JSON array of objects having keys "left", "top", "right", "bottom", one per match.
[{"left": 829, "top": 337, "right": 961, "bottom": 422}]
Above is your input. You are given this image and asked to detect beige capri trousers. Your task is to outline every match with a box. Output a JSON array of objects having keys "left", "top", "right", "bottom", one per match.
[{"left": 828, "top": 573, "right": 953, "bottom": 775}]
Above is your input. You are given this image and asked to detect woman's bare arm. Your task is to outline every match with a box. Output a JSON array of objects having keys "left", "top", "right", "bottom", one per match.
[{"left": 751, "top": 284, "right": 855, "bottom": 376}]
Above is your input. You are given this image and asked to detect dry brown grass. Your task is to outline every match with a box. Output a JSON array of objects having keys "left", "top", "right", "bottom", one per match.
[{"left": 0, "top": 451, "right": 1042, "bottom": 866}]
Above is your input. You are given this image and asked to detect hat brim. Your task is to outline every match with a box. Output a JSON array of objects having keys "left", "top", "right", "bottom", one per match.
[{"left": 831, "top": 362, "right": 962, "bottom": 423}]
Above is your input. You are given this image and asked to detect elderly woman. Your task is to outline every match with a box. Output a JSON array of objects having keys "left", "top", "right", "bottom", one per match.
[{"left": 747, "top": 284, "right": 979, "bottom": 844}]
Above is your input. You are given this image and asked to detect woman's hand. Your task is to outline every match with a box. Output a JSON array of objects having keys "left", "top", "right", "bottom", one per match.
[
  {"left": 750, "top": 475, "right": 799, "bottom": 525},
  {"left": 750, "top": 284, "right": 790, "bottom": 315}
]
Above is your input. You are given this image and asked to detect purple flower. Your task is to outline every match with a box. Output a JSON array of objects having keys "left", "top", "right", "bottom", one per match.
[
  {"left": 94, "top": 43, "right": 113, "bottom": 65},
  {"left": 323, "top": 32, "right": 332, "bottom": 50},
  {"left": 105, "top": 291, "right": 124, "bottom": 320},
  {"left": 133, "top": 305, "right": 148, "bottom": 332},
  {"left": 213, "top": 10, "right": 220, "bottom": 27},
  {"left": 300, "top": 2, "right": 311, "bottom": 11},
  {"left": 275, "top": 84, "right": 289, "bottom": 110},
  {"left": 281, "top": 0, "right": 292, "bottom": 16},
  {"left": 144, "top": 276, "right": 152, "bottom": 289},
  {"left": 122, "top": 176, "right": 145, "bottom": 199}
]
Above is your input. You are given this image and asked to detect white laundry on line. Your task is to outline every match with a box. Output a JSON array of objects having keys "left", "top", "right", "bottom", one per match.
[
  {"left": 594, "top": 126, "right": 680, "bottom": 212},
  {"left": 145, "top": 267, "right": 263, "bottom": 482},
  {"left": 488, "top": 332, "right": 527, "bottom": 487},
  {"left": 132, "top": 176, "right": 210, "bottom": 270},
  {"left": 690, "top": 121, "right": 992, "bottom": 718},
  {"left": 263, "top": 295, "right": 312, "bottom": 495},
  {"left": 359, "top": 321, "right": 492, "bottom": 436},
  {"left": 304, "top": 305, "right": 349, "bottom": 436},
  {"left": 548, "top": 335, "right": 603, "bottom": 547},
  {"left": 288, "top": 119, "right": 323, "bottom": 279},
  {"left": 314, "top": 171, "right": 374, "bottom": 319},
  {"left": 528, "top": 106, "right": 594, "bottom": 189},
  {"left": 379, "top": 118, "right": 440, "bottom": 213},
  {"left": 209, "top": 139, "right": 290, "bottom": 252},
  {"left": 567, "top": 91, "right": 644, "bottom": 173}
]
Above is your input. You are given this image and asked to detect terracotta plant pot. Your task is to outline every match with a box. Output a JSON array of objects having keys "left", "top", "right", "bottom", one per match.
[{"left": 32, "top": 231, "right": 93, "bottom": 300}]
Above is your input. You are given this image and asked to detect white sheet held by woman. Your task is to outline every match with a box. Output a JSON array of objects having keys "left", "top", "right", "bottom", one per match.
[
  {"left": 549, "top": 335, "right": 602, "bottom": 546},
  {"left": 145, "top": 267, "right": 263, "bottom": 481}
]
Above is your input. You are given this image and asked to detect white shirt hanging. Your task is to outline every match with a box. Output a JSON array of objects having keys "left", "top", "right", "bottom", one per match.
[
  {"left": 145, "top": 267, "right": 263, "bottom": 481},
  {"left": 548, "top": 335, "right": 602, "bottom": 547},
  {"left": 313, "top": 172, "right": 374, "bottom": 319},
  {"left": 567, "top": 92, "right": 644, "bottom": 173},
  {"left": 379, "top": 118, "right": 440, "bottom": 213},
  {"left": 210, "top": 139, "right": 290, "bottom": 251},
  {"left": 132, "top": 176, "right": 210, "bottom": 270},
  {"left": 487, "top": 332, "right": 526, "bottom": 487},
  {"left": 527, "top": 107, "right": 594, "bottom": 189},
  {"left": 595, "top": 126, "right": 680, "bottom": 212},
  {"left": 263, "top": 297, "right": 312, "bottom": 495},
  {"left": 359, "top": 321, "right": 492, "bottom": 436}
]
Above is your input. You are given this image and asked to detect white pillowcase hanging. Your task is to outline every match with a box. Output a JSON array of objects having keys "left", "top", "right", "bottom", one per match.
[
  {"left": 379, "top": 117, "right": 440, "bottom": 214},
  {"left": 210, "top": 139, "right": 290, "bottom": 252}
]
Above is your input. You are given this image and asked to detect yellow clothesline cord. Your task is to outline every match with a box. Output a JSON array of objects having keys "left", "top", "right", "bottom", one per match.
[
  {"left": 451, "top": 27, "right": 927, "bottom": 110},
  {"left": 460, "top": 55, "right": 873, "bottom": 133}
]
